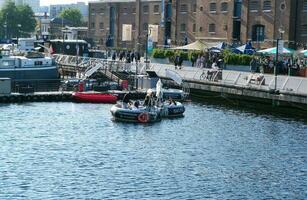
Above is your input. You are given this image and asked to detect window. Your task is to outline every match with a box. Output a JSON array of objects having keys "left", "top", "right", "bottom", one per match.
[
  {"left": 143, "top": 5, "right": 149, "bottom": 14},
  {"left": 180, "top": 23, "right": 186, "bottom": 32},
  {"left": 99, "top": 8, "right": 105, "bottom": 15},
  {"left": 210, "top": 3, "right": 217, "bottom": 12},
  {"left": 132, "top": 7, "right": 136, "bottom": 14},
  {"left": 99, "top": 22, "right": 104, "bottom": 29},
  {"left": 301, "top": 24, "right": 307, "bottom": 35},
  {"left": 304, "top": 0, "right": 307, "bottom": 12},
  {"left": 91, "top": 8, "right": 95, "bottom": 15},
  {"left": 91, "top": 22, "right": 95, "bottom": 29},
  {"left": 143, "top": 23, "right": 148, "bottom": 31},
  {"left": 193, "top": 4, "right": 197, "bottom": 12},
  {"left": 180, "top": 4, "right": 188, "bottom": 13},
  {"left": 193, "top": 24, "right": 196, "bottom": 32},
  {"left": 123, "top": 7, "right": 128, "bottom": 14},
  {"left": 200, "top": 6, "right": 203, "bottom": 11},
  {"left": 154, "top": 5, "right": 159, "bottom": 13},
  {"left": 221, "top": 2, "right": 228, "bottom": 12},
  {"left": 249, "top": 1, "right": 259, "bottom": 11},
  {"left": 263, "top": 0, "right": 271, "bottom": 11},
  {"left": 132, "top": 23, "right": 136, "bottom": 30},
  {"left": 199, "top": 27, "right": 203, "bottom": 32},
  {"left": 234, "top": 0, "right": 242, "bottom": 17},
  {"left": 209, "top": 23, "right": 216, "bottom": 33},
  {"left": 252, "top": 25, "right": 265, "bottom": 41}
]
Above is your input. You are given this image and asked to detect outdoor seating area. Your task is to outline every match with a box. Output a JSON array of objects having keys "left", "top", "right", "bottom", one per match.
[{"left": 151, "top": 40, "right": 307, "bottom": 80}]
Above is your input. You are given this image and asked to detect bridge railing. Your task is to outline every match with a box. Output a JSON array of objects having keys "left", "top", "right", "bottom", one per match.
[{"left": 54, "top": 54, "right": 148, "bottom": 74}]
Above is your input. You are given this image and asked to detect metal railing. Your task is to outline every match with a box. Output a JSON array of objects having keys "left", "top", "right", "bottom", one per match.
[
  {"left": 149, "top": 64, "right": 307, "bottom": 96},
  {"left": 54, "top": 55, "right": 149, "bottom": 83}
]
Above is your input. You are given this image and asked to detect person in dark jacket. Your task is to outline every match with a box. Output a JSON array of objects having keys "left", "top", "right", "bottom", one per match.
[{"left": 122, "top": 92, "right": 132, "bottom": 108}]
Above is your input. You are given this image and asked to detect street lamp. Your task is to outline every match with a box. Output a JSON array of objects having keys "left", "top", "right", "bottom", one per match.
[{"left": 274, "top": 27, "right": 285, "bottom": 92}]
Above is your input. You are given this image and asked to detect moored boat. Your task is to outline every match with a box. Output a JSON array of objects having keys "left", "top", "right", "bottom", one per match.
[
  {"left": 160, "top": 101, "right": 185, "bottom": 118},
  {"left": 110, "top": 104, "right": 161, "bottom": 123},
  {"left": 72, "top": 92, "right": 117, "bottom": 103}
]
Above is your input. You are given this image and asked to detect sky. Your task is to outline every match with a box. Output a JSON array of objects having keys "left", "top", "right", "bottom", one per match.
[{"left": 40, "top": 0, "right": 90, "bottom": 6}]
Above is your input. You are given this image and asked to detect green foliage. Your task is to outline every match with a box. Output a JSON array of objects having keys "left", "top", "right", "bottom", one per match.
[
  {"left": 188, "top": 51, "right": 202, "bottom": 61},
  {"left": 59, "top": 8, "right": 83, "bottom": 27},
  {"left": 152, "top": 48, "right": 191, "bottom": 61},
  {"left": 164, "top": 50, "right": 175, "bottom": 62},
  {"left": 152, "top": 48, "right": 166, "bottom": 59},
  {"left": 177, "top": 51, "right": 188, "bottom": 60},
  {"left": 223, "top": 50, "right": 253, "bottom": 66},
  {"left": 0, "top": 1, "right": 36, "bottom": 38}
]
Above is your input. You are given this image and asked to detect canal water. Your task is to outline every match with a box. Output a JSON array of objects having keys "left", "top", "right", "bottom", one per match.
[{"left": 0, "top": 102, "right": 306, "bottom": 199}]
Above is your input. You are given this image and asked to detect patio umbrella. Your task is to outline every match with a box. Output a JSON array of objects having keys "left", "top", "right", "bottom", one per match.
[
  {"left": 257, "top": 47, "right": 295, "bottom": 55},
  {"left": 209, "top": 42, "right": 226, "bottom": 53},
  {"left": 171, "top": 40, "right": 208, "bottom": 51},
  {"left": 300, "top": 49, "right": 307, "bottom": 56},
  {"left": 233, "top": 43, "right": 255, "bottom": 55}
]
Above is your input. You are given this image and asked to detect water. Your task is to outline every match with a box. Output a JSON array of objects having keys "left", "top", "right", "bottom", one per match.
[{"left": 0, "top": 102, "right": 306, "bottom": 199}]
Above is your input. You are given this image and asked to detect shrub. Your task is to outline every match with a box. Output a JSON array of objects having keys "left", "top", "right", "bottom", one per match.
[
  {"left": 152, "top": 48, "right": 166, "bottom": 59},
  {"left": 188, "top": 51, "right": 202, "bottom": 61},
  {"left": 223, "top": 50, "right": 253, "bottom": 66}
]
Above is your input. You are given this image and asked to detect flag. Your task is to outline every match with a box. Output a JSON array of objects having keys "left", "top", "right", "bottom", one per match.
[{"left": 156, "top": 79, "right": 163, "bottom": 99}]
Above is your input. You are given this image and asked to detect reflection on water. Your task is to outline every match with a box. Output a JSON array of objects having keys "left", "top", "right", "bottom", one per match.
[{"left": 0, "top": 102, "right": 306, "bottom": 199}]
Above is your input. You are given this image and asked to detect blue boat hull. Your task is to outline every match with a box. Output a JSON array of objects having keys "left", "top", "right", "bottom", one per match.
[{"left": 0, "top": 66, "right": 59, "bottom": 80}]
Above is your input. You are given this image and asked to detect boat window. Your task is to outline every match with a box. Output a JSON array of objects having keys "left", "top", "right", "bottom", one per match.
[
  {"left": 34, "top": 61, "right": 43, "bottom": 65},
  {"left": 1, "top": 60, "right": 15, "bottom": 67}
]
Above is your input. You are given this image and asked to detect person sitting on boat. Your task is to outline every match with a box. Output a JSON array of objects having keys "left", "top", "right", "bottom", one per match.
[
  {"left": 133, "top": 100, "right": 140, "bottom": 110},
  {"left": 168, "top": 97, "right": 177, "bottom": 106},
  {"left": 122, "top": 92, "right": 132, "bottom": 109}
]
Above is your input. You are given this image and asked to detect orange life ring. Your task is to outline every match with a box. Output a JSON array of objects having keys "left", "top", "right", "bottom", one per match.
[{"left": 138, "top": 112, "right": 149, "bottom": 123}]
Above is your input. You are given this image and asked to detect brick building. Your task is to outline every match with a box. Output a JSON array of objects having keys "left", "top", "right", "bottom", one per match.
[
  {"left": 88, "top": 0, "right": 196, "bottom": 50},
  {"left": 196, "top": 0, "right": 307, "bottom": 49},
  {"left": 88, "top": 0, "right": 307, "bottom": 50}
]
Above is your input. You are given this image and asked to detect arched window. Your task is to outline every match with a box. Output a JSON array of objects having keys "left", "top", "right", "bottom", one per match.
[
  {"left": 252, "top": 25, "right": 265, "bottom": 41},
  {"left": 263, "top": 0, "right": 271, "bottom": 11}
]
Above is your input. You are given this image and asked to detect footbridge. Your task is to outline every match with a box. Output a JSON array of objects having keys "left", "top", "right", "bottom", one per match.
[{"left": 54, "top": 55, "right": 148, "bottom": 83}]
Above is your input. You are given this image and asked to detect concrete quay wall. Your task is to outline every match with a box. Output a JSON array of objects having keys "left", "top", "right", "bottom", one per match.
[{"left": 150, "top": 64, "right": 307, "bottom": 107}]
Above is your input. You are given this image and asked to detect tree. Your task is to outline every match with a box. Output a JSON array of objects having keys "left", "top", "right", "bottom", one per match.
[
  {"left": 0, "top": 0, "right": 36, "bottom": 39},
  {"left": 59, "top": 8, "right": 83, "bottom": 27}
]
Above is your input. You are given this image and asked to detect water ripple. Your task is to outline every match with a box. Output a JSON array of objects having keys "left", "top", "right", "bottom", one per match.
[{"left": 0, "top": 102, "right": 306, "bottom": 199}]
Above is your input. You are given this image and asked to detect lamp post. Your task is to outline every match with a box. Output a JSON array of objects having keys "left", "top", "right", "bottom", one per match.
[
  {"left": 17, "top": 24, "right": 21, "bottom": 44},
  {"left": 274, "top": 28, "right": 285, "bottom": 92}
]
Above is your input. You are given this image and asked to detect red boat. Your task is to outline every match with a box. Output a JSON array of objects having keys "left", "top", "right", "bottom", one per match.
[{"left": 72, "top": 92, "right": 117, "bottom": 103}]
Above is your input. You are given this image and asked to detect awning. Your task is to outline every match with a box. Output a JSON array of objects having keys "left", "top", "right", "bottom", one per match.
[{"left": 171, "top": 40, "right": 209, "bottom": 51}]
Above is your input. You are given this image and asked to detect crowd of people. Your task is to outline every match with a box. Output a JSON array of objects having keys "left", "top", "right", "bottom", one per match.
[
  {"left": 174, "top": 51, "right": 225, "bottom": 70},
  {"left": 111, "top": 50, "right": 141, "bottom": 63},
  {"left": 250, "top": 56, "right": 306, "bottom": 75}
]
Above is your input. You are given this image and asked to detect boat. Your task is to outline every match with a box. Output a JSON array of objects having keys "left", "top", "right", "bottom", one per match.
[
  {"left": 160, "top": 101, "right": 185, "bottom": 118},
  {"left": 72, "top": 92, "right": 117, "bottom": 103},
  {"left": 0, "top": 50, "right": 59, "bottom": 80},
  {"left": 110, "top": 104, "right": 161, "bottom": 123}
]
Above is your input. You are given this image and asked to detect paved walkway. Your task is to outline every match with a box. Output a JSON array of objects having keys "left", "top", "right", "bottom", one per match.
[{"left": 149, "top": 63, "right": 307, "bottom": 96}]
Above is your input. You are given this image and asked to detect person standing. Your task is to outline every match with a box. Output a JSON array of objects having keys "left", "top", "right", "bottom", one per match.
[{"left": 250, "top": 57, "right": 257, "bottom": 73}]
